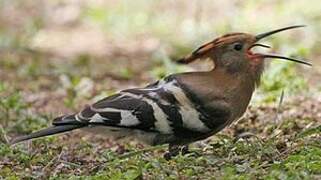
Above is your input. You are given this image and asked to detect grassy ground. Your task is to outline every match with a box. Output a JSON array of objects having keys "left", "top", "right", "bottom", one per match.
[{"left": 1, "top": 0, "right": 321, "bottom": 179}]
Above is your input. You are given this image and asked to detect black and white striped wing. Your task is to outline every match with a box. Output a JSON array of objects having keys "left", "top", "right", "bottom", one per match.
[
  {"left": 74, "top": 93, "right": 159, "bottom": 132},
  {"left": 55, "top": 76, "right": 215, "bottom": 137}
]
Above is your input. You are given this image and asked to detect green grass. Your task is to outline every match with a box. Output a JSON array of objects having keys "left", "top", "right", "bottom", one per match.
[
  {"left": 258, "top": 61, "right": 308, "bottom": 102},
  {"left": 0, "top": 88, "right": 320, "bottom": 179},
  {"left": 1, "top": 123, "right": 320, "bottom": 179}
]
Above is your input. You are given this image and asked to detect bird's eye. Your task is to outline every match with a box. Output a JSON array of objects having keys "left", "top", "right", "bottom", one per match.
[{"left": 233, "top": 43, "right": 243, "bottom": 51}]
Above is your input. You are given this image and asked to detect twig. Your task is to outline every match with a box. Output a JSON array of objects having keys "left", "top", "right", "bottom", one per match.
[
  {"left": 119, "top": 145, "right": 166, "bottom": 159},
  {"left": 0, "top": 125, "right": 9, "bottom": 144},
  {"left": 274, "top": 90, "right": 285, "bottom": 124},
  {"left": 90, "top": 145, "right": 167, "bottom": 172},
  {"left": 270, "top": 90, "right": 285, "bottom": 139},
  {"left": 42, "top": 148, "right": 64, "bottom": 174},
  {"left": 59, "top": 160, "right": 82, "bottom": 168},
  {"left": 234, "top": 132, "right": 264, "bottom": 145}
]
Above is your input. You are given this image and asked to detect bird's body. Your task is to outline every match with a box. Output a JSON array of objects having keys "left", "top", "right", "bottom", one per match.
[
  {"left": 47, "top": 69, "right": 257, "bottom": 146},
  {"left": 11, "top": 25, "right": 311, "bottom": 159}
]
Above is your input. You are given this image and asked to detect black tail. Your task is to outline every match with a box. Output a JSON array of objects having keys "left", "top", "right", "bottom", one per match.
[
  {"left": 10, "top": 124, "right": 85, "bottom": 145},
  {"left": 10, "top": 115, "right": 87, "bottom": 145}
]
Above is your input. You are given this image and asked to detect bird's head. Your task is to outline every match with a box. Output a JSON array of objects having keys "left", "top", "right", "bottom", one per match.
[{"left": 178, "top": 25, "right": 311, "bottom": 78}]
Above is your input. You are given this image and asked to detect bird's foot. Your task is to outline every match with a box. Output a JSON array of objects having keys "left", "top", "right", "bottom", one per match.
[
  {"left": 163, "top": 144, "right": 190, "bottom": 160},
  {"left": 181, "top": 145, "right": 190, "bottom": 155}
]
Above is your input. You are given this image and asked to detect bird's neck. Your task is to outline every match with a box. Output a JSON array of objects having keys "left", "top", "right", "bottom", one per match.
[
  {"left": 208, "top": 67, "right": 258, "bottom": 120},
  {"left": 211, "top": 63, "right": 264, "bottom": 88}
]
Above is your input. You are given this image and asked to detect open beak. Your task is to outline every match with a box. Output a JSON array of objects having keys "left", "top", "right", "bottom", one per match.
[{"left": 249, "top": 25, "right": 312, "bottom": 66}]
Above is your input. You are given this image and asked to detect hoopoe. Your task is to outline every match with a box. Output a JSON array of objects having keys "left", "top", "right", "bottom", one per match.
[{"left": 11, "top": 25, "right": 311, "bottom": 159}]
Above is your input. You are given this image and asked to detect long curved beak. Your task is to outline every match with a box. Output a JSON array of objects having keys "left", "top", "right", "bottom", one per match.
[
  {"left": 257, "top": 54, "right": 312, "bottom": 66},
  {"left": 252, "top": 25, "right": 312, "bottom": 66},
  {"left": 255, "top": 25, "right": 306, "bottom": 40}
]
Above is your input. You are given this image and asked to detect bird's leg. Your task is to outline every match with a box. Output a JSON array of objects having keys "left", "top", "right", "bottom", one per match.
[
  {"left": 181, "top": 144, "right": 189, "bottom": 155},
  {"left": 163, "top": 144, "right": 179, "bottom": 160},
  {"left": 163, "top": 144, "right": 190, "bottom": 160}
]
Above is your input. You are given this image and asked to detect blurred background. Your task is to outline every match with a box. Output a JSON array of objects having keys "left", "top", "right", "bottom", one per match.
[
  {"left": 1, "top": 0, "right": 320, "bottom": 107},
  {"left": 0, "top": 0, "right": 320, "bottom": 178}
]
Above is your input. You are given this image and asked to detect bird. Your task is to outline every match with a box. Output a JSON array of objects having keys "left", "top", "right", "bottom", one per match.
[{"left": 11, "top": 25, "right": 311, "bottom": 160}]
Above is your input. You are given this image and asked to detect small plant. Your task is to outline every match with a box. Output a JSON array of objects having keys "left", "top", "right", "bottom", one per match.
[
  {"left": 0, "top": 83, "right": 29, "bottom": 127},
  {"left": 60, "top": 74, "right": 94, "bottom": 108},
  {"left": 259, "top": 61, "right": 307, "bottom": 102}
]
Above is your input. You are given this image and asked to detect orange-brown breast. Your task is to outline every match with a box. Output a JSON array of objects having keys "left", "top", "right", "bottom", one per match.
[{"left": 175, "top": 68, "right": 255, "bottom": 125}]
